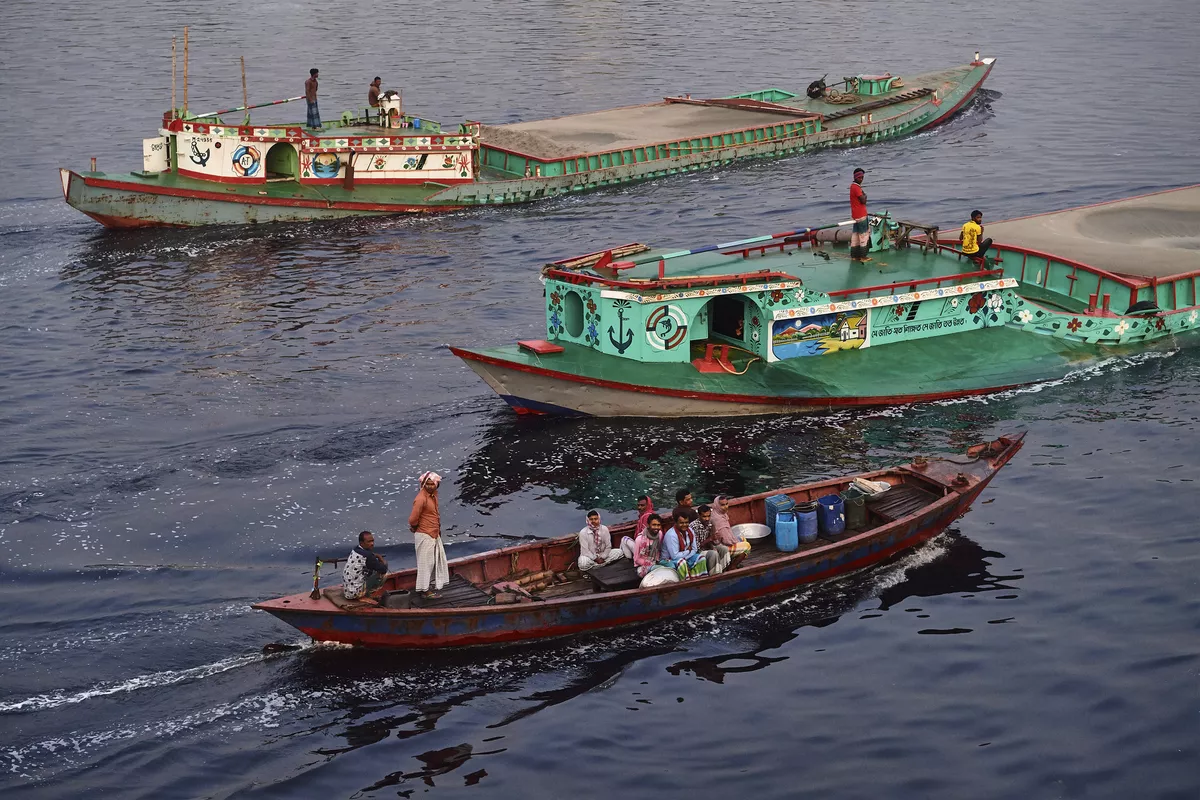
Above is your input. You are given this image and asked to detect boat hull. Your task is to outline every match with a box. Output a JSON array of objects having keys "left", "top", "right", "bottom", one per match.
[
  {"left": 59, "top": 169, "right": 454, "bottom": 228},
  {"left": 453, "top": 344, "right": 1035, "bottom": 416},
  {"left": 258, "top": 471, "right": 1005, "bottom": 648}
]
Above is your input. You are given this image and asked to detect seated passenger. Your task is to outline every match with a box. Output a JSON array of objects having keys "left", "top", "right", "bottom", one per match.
[
  {"left": 633, "top": 514, "right": 665, "bottom": 578},
  {"left": 635, "top": 495, "right": 655, "bottom": 534},
  {"left": 622, "top": 494, "right": 654, "bottom": 559},
  {"left": 577, "top": 510, "right": 625, "bottom": 571},
  {"left": 960, "top": 210, "right": 994, "bottom": 264},
  {"left": 712, "top": 495, "right": 752, "bottom": 560},
  {"left": 671, "top": 488, "right": 698, "bottom": 525},
  {"left": 664, "top": 510, "right": 709, "bottom": 579},
  {"left": 343, "top": 530, "right": 389, "bottom": 601},
  {"left": 690, "top": 504, "right": 729, "bottom": 574}
]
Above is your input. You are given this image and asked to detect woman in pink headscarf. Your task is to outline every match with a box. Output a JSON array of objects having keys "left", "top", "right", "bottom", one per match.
[
  {"left": 621, "top": 495, "right": 655, "bottom": 560},
  {"left": 710, "top": 495, "right": 742, "bottom": 547}
]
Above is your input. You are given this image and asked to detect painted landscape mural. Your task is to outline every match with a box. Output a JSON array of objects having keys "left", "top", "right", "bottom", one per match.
[{"left": 771, "top": 310, "right": 870, "bottom": 358}]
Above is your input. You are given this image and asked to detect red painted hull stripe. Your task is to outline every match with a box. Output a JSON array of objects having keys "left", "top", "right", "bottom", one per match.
[
  {"left": 449, "top": 346, "right": 1026, "bottom": 408},
  {"left": 78, "top": 175, "right": 464, "bottom": 214}
]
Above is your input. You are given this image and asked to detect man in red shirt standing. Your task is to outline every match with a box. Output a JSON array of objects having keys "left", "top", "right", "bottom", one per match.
[{"left": 849, "top": 167, "right": 869, "bottom": 261}]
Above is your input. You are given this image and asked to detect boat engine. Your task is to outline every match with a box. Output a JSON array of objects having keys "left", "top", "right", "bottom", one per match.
[{"left": 806, "top": 74, "right": 828, "bottom": 99}]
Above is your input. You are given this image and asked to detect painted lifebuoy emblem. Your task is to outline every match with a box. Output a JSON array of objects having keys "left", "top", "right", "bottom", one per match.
[
  {"left": 312, "top": 152, "right": 341, "bottom": 177},
  {"left": 645, "top": 304, "right": 688, "bottom": 350},
  {"left": 231, "top": 145, "right": 261, "bottom": 177}
]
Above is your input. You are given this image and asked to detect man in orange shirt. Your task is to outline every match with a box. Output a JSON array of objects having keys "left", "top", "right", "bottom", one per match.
[{"left": 409, "top": 471, "right": 449, "bottom": 599}]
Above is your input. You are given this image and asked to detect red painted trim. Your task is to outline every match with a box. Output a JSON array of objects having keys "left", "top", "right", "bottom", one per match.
[
  {"left": 923, "top": 61, "right": 994, "bottom": 128},
  {"left": 450, "top": 346, "right": 1027, "bottom": 408},
  {"left": 83, "top": 210, "right": 188, "bottom": 229},
  {"left": 303, "top": 143, "right": 474, "bottom": 153},
  {"left": 177, "top": 167, "right": 265, "bottom": 185},
  {"left": 543, "top": 266, "right": 794, "bottom": 291},
  {"left": 79, "top": 174, "right": 465, "bottom": 214},
  {"left": 302, "top": 176, "right": 474, "bottom": 186}
]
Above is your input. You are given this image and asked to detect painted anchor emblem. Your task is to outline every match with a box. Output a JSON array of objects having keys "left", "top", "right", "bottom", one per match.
[
  {"left": 608, "top": 301, "right": 634, "bottom": 353},
  {"left": 189, "top": 139, "right": 211, "bottom": 167}
]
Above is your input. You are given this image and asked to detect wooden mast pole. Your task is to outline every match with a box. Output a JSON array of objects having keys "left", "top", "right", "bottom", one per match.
[
  {"left": 240, "top": 56, "right": 248, "bottom": 118},
  {"left": 182, "top": 26, "right": 189, "bottom": 116},
  {"left": 171, "top": 37, "right": 177, "bottom": 118}
]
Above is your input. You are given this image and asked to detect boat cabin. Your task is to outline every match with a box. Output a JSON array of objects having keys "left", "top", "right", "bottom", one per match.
[
  {"left": 538, "top": 219, "right": 1019, "bottom": 370},
  {"left": 142, "top": 107, "right": 479, "bottom": 188}
]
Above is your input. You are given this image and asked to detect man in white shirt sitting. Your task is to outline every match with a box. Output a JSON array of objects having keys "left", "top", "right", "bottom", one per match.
[{"left": 577, "top": 510, "right": 625, "bottom": 571}]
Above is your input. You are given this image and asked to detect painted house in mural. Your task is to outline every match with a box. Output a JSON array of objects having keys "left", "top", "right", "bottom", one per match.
[
  {"left": 60, "top": 56, "right": 995, "bottom": 227},
  {"left": 451, "top": 187, "right": 1200, "bottom": 417}
]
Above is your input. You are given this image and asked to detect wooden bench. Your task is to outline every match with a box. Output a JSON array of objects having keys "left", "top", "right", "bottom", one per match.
[{"left": 894, "top": 220, "right": 940, "bottom": 254}]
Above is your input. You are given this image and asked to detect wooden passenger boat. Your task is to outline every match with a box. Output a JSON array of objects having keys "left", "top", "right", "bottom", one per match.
[
  {"left": 252, "top": 434, "right": 1023, "bottom": 649},
  {"left": 60, "top": 56, "right": 993, "bottom": 227},
  {"left": 451, "top": 187, "right": 1200, "bottom": 417}
]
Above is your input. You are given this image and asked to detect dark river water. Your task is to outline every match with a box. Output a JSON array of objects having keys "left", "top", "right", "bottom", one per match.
[{"left": 2, "top": 1, "right": 1199, "bottom": 797}]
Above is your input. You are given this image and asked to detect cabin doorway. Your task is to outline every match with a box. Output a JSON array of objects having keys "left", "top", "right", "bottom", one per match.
[
  {"left": 711, "top": 295, "right": 746, "bottom": 341},
  {"left": 265, "top": 143, "right": 299, "bottom": 181}
]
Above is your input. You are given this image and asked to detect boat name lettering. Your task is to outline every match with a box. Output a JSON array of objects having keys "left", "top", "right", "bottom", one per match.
[{"left": 876, "top": 316, "right": 966, "bottom": 337}]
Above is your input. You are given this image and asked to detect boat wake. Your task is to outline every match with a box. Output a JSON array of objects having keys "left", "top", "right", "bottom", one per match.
[
  {"left": 0, "top": 649, "right": 272, "bottom": 714},
  {"left": 0, "top": 601, "right": 255, "bottom": 667}
]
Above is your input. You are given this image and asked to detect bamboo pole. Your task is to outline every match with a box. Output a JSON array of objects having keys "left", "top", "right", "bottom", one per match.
[
  {"left": 191, "top": 95, "right": 303, "bottom": 120},
  {"left": 240, "top": 56, "right": 247, "bottom": 119},
  {"left": 182, "top": 26, "right": 189, "bottom": 116},
  {"left": 171, "top": 37, "right": 177, "bottom": 118}
]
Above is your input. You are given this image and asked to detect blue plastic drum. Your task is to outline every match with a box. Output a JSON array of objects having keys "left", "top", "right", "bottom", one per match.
[
  {"left": 775, "top": 511, "right": 799, "bottom": 552},
  {"left": 817, "top": 493, "right": 846, "bottom": 538}
]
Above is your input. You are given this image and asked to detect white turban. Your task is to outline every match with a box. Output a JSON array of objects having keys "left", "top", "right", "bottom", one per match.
[{"left": 419, "top": 471, "right": 442, "bottom": 488}]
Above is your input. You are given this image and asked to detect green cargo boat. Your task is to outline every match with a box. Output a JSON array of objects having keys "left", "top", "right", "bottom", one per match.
[
  {"left": 451, "top": 187, "right": 1200, "bottom": 416},
  {"left": 60, "top": 57, "right": 994, "bottom": 228}
]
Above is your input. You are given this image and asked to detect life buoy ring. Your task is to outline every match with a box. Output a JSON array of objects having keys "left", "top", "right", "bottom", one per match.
[
  {"left": 645, "top": 304, "right": 688, "bottom": 350},
  {"left": 231, "top": 145, "right": 261, "bottom": 177}
]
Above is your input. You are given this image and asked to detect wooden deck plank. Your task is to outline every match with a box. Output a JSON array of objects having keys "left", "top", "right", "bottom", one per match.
[{"left": 418, "top": 575, "right": 493, "bottom": 609}]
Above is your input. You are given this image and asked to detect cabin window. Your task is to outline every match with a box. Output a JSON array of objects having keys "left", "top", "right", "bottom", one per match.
[
  {"left": 712, "top": 295, "right": 745, "bottom": 340},
  {"left": 564, "top": 291, "right": 584, "bottom": 338}
]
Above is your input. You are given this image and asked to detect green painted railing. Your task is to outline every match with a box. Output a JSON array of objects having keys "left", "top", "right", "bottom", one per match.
[
  {"left": 995, "top": 243, "right": 1200, "bottom": 313},
  {"left": 723, "top": 87, "right": 798, "bottom": 103},
  {"left": 480, "top": 117, "right": 823, "bottom": 179}
]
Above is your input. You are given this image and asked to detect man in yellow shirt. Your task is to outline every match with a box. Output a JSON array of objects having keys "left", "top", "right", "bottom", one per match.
[{"left": 960, "top": 210, "right": 993, "bottom": 263}]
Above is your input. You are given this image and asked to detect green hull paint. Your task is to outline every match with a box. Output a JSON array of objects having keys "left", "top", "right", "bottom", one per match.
[{"left": 63, "top": 60, "right": 992, "bottom": 227}]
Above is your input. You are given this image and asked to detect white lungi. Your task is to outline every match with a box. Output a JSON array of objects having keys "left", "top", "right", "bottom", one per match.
[
  {"left": 578, "top": 547, "right": 625, "bottom": 572},
  {"left": 414, "top": 531, "right": 449, "bottom": 591}
]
